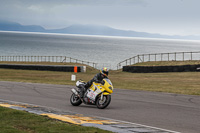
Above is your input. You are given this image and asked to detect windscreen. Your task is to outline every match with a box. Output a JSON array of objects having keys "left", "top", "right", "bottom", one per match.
[{"left": 104, "top": 78, "right": 113, "bottom": 86}]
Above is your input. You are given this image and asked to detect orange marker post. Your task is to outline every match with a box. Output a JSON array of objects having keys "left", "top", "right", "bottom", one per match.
[{"left": 74, "top": 66, "right": 78, "bottom": 73}]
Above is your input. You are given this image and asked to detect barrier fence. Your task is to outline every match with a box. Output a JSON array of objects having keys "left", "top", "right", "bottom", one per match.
[
  {"left": 0, "top": 56, "right": 97, "bottom": 68},
  {"left": 117, "top": 51, "right": 200, "bottom": 70},
  {"left": 1, "top": 52, "right": 200, "bottom": 70}
]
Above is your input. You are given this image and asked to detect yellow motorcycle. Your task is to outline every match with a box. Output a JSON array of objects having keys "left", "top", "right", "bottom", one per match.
[{"left": 70, "top": 78, "right": 114, "bottom": 109}]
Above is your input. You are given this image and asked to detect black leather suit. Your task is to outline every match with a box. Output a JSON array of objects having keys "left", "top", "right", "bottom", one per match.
[
  {"left": 79, "top": 73, "right": 107, "bottom": 97},
  {"left": 85, "top": 73, "right": 106, "bottom": 89}
]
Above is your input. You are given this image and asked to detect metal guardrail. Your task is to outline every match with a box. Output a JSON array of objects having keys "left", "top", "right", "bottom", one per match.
[
  {"left": 117, "top": 51, "right": 200, "bottom": 70},
  {"left": 0, "top": 56, "right": 97, "bottom": 68}
]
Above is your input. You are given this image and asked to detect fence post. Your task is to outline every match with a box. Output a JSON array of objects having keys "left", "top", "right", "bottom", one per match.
[
  {"left": 175, "top": 53, "right": 176, "bottom": 61},
  {"left": 149, "top": 54, "right": 150, "bottom": 62},
  {"left": 183, "top": 52, "right": 184, "bottom": 61},
  {"left": 168, "top": 53, "right": 169, "bottom": 61},
  {"left": 143, "top": 54, "right": 144, "bottom": 62}
]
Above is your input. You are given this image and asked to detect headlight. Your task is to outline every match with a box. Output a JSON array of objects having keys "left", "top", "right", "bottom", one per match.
[{"left": 108, "top": 86, "right": 113, "bottom": 90}]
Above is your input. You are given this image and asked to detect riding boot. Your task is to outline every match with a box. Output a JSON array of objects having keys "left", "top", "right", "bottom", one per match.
[
  {"left": 79, "top": 90, "right": 84, "bottom": 98},
  {"left": 79, "top": 85, "right": 85, "bottom": 98}
]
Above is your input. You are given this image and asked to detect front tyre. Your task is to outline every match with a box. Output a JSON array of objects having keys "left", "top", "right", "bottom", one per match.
[
  {"left": 96, "top": 95, "right": 111, "bottom": 109},
  {"left": 70, "top": 93, "right": 82, "bottom": 106}
]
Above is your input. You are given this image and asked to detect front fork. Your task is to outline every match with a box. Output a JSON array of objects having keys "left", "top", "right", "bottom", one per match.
[
  {"left": 100, "top": 93, "right": 104, "bottom": 101},
  {"left": 100, "top": 92, "right": 110, "bottom": 100}
]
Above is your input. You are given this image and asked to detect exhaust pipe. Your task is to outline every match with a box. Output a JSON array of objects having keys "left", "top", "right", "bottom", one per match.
[{"left": 71, "top": 88, "right": 78, "bottom": 95}]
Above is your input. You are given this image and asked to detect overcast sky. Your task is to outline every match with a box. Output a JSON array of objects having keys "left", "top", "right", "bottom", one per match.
[{"left": 0, "top": 0, "right": 200, "bottom": 36}]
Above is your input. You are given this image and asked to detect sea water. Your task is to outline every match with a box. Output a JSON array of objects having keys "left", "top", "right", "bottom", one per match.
[{"left": 0, "top": 31, "right": 200, "bottom": 69}]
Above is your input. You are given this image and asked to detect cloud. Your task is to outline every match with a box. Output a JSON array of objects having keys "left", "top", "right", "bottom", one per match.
[
  {"left": 0, "top": 0, "right": 200, "bottom": 35},
  {"left": 0, "top": 0, "right": 147, "bottom": 7},
  {"left": 28, "top": 5, "right": 45, "bottom": 13}
]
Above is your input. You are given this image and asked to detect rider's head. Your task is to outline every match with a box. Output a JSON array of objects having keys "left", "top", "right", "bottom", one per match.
[{"left": 100, "top": 67, "right": 109, "bottom": 78}]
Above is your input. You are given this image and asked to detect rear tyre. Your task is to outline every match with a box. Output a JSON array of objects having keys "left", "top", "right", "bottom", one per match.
[
  {"left": 96, "top": 95, "right": 111, "bottom": 109},
  {"left": 70, "top": 93, "right": 82, "bottom": 106}
]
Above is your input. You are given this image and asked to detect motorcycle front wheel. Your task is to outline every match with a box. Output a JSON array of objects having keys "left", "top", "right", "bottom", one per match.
[
  {"left": 96, "top": 95, "right": 111, "bottom": 109},
  {"left": 70, "top": 93, "right": 82, "bottom": 106}
]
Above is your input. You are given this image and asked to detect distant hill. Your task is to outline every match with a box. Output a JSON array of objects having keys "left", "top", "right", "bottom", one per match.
[
  {"left": 0, "top": 20, "right": 45, "bottom": 32},
  {"left": 0, "top": 20, "right": 199, "bottom": 40},
  {"left": 47, "top": 24, "right": 163, "bottom": 37}
]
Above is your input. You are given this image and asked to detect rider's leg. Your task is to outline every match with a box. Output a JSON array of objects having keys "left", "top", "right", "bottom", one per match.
[
  {"left": 79, "top": 84, "right": 86, "bottom": 98},
  {"left": 85, "top": 80, "right": 92, "bottom": 89}
]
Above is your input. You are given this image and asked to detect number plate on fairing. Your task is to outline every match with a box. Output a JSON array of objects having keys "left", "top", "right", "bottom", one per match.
[{"left": 86, "top": 89, "right": 98, "bottom": 101}]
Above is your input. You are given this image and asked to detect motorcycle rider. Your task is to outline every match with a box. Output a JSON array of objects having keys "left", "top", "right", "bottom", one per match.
[{"left": 79, "top": 67, "right": 109, "bottom": 98}]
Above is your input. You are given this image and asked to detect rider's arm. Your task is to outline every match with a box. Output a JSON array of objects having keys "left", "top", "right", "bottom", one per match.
[
  {"left": 93, "top": 73, "right": 105, "bottom": 84},
  {"left": 93, "top": 73, "right": 102, "bottom": 83}
]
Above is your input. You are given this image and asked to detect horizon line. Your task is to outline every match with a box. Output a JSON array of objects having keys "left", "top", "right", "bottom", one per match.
[{"left": 1, "top": 30, "right": 200, "bottom": 42}]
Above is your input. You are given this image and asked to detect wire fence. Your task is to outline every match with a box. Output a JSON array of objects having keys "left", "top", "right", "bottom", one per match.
[
  {"left": 0, "top": 56, "right": 97, "bottom": 68},
  {"left": 117, "top": 51, "right": 200, "bottom": 70}
]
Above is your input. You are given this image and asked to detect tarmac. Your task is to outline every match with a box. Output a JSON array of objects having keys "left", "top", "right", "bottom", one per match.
[{"left": 0, "top": 100, "right": 180, "bottom": 133}]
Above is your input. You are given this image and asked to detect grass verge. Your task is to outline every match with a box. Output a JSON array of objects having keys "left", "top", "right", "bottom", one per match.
[
  {"left": 0, "top": 61, "right": 200, "bottom": 95},
  {"left": 0, "top": 106, "right": 112, "bottom": 133}
]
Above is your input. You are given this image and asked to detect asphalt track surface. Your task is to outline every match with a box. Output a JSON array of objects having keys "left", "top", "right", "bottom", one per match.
[{"left": 0, "top": 81, "right": 199, "bottom": 133}]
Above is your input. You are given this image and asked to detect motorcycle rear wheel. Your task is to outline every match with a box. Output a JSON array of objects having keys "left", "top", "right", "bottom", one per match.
[
  {"left": 96, "top": 95, "right": 111, "bottom": 109},
  {"left": 70, "top": 93, "right": 82, "bottom": 106}
]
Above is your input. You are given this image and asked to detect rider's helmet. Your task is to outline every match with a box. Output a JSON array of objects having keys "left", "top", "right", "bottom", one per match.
[{"left": 100, "top": 67, "right": 109, "bottom": 77}]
